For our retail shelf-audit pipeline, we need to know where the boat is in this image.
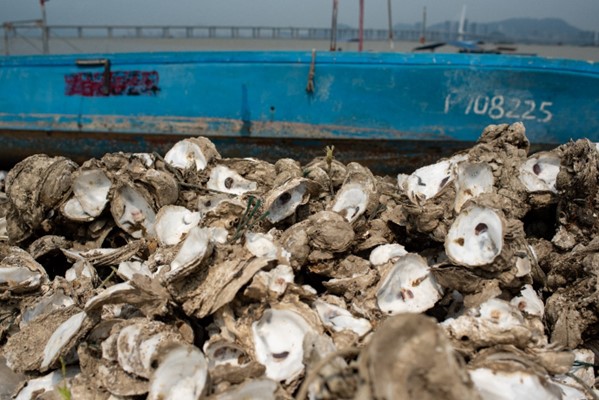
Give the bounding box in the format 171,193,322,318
1,50,598,175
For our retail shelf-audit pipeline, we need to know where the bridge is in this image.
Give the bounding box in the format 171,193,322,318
1,22,482,55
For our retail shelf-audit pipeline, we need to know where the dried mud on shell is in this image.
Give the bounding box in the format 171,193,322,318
1,122,599,399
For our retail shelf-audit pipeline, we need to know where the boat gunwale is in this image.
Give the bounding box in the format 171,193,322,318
1,51,599,77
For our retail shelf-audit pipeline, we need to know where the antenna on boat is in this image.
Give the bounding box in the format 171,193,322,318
358,0,365,51
330,0,338,51
458,4,467,41
419,6,427,44
387,0,394,50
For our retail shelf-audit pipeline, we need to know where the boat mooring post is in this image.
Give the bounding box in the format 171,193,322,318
387,0,394,50
39,0,49,54
330,0,338,51
358,0,364,51
419,6,427,44
3,23,10,55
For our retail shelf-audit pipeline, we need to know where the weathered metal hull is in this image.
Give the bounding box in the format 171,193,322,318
1,51,598,174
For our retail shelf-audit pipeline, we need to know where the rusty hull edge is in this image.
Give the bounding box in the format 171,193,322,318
0,128,476,176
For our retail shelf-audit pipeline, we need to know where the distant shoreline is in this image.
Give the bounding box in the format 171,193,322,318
3,37,599,62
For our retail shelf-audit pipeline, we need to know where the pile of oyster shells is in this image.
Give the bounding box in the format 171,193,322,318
1,122,598,399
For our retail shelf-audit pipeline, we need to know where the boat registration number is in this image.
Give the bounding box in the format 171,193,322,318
444,94,553,123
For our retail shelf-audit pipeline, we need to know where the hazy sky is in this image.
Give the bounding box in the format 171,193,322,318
1,0,598,32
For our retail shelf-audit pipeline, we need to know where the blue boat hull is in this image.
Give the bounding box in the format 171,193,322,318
1,51,598,174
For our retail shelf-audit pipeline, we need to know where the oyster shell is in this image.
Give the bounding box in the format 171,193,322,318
245,231,285,260
154,205,202,247
4,306,90,373
467,347,572,400
314,299,372,337
40,310,90,371
207,165,257,195
13,367,79,400
213,378,279,400
470,367,563,399
164,137,220,171
454,162,494,212
263,178,319,223
510,284,544,318
442,298,532,348
110,182,157,238
358,313,479,400
306,211,355,253
147,343,209,400
252,308,317,383
3,122,599,398
166,226,213,281
519,151,560,193
445,205,505,267
376,253,443,315
0,247,48,293
369,243,407,266
5,154,77,241
70,168,112,218
330,162,377,223
21,289,76,326
204,338,250,369
113,320,186,379
404,155,465,205
140,168,180,207
0,217,7,241
179,251,270,319
244,264,294,300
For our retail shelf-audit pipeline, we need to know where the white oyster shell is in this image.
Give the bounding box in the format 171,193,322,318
369,243,408,266
470,368,562,400
203,339,249,369
314,300,372,337
0,217,7,240
405,156,466,204
196,193,231,214
519,152,560,193
0,248,48,293
168,226,213,280
214,379,279,400
246,264,294,298
252,308,314,383
330,162,377,224
376,253,442,315
118,260,153,280
84,281,136,311
510,284,544,318
115,321,184,379
245,232,285,260
454,162,494,212
72,168,112,217
164,137,220,171
111,183,157,238
207,165,257,195
331,183,370,223
41,311,88,370
263,178,315,223
445,205,504,267
65,259,98,282
14,367,79,400
21,290,76,326
155,205,202,247
553,349,596,396
148,343,209,400
61,197,96,222
442,298,530,347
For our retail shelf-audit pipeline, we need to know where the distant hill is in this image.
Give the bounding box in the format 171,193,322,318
406,17,596,45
